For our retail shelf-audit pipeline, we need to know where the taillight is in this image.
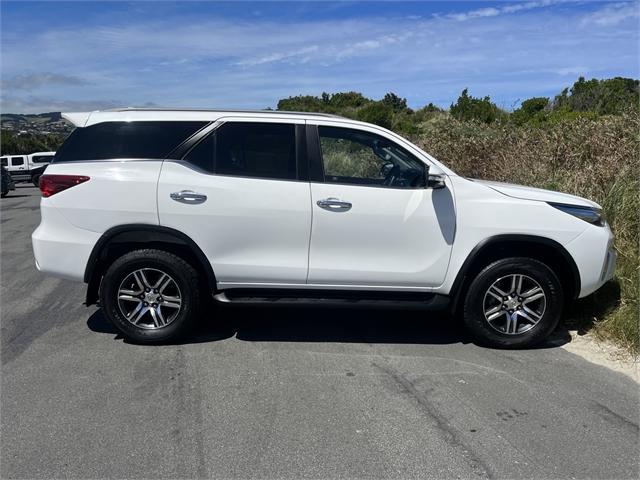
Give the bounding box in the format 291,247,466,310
39,174,90,197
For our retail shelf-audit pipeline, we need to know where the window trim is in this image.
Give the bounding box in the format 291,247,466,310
308,124,429,190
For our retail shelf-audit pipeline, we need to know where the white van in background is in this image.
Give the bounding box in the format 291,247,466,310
0,155,30,181
0,151,55,183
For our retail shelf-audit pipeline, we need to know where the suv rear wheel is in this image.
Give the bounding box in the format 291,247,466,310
463,257,563,348
100,249,200,343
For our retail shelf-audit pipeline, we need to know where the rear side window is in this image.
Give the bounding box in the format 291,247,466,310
214,122,296,180
54,121,207,162
11,157,25,166
32,155,53,164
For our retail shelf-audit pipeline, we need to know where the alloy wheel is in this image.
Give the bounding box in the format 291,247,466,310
482,274,546,335
117,268,182,329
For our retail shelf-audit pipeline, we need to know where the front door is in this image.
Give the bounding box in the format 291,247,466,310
307,124,455,288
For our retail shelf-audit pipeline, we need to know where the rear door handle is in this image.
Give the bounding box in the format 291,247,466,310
170,190,207,204
316,197,352,212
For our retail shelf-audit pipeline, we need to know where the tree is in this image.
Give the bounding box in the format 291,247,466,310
277,95,328,112
382,92,408,113
553,77,639,115
450,88,503,123
355,102,394,129
512,97,549,125
328,92,370,109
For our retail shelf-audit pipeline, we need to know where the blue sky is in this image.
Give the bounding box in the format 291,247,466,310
1,1,638,113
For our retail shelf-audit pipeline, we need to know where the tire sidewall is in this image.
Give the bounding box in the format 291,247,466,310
463,258,563,348
101,251,198,343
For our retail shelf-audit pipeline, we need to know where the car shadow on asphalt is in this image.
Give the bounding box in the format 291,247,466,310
86,305,572,349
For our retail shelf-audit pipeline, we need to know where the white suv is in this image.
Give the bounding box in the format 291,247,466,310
32,109,616,347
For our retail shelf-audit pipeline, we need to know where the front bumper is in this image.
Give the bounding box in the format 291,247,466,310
565,224,616,298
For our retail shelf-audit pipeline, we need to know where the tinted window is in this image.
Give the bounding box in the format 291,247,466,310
183,133,214,172
318,126,425,189
54,121,206,162
32,155,54,164
11,157,25,166
215,122,296,180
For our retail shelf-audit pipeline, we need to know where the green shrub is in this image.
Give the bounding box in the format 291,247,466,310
450,88,505,124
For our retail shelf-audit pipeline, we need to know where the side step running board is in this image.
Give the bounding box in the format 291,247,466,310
213,290,449,311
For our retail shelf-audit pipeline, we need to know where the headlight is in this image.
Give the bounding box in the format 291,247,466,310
549,202,604,226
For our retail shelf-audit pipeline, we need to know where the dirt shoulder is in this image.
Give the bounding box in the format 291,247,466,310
562,332,639,383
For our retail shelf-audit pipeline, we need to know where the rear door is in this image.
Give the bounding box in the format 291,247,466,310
157,118,312,287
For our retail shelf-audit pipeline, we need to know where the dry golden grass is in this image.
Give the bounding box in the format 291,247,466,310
412,111,639,353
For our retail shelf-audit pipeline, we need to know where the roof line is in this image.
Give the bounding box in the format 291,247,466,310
99,107,345,119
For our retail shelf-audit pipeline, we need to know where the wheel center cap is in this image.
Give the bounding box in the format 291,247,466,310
504,298,520,310
145,292,159,303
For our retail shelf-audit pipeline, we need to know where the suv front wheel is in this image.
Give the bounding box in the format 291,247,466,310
100,249,200,343
463,257,563,348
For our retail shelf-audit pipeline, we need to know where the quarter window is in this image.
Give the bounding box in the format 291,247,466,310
318,126,425,189
214,122,296,180
32,155,53,164
54,121,207,162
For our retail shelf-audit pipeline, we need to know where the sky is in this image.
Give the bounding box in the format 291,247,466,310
1,0,638,113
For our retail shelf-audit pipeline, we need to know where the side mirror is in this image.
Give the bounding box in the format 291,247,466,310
426,170,446,189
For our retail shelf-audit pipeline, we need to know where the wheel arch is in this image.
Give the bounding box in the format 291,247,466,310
84,224,216,306
450,234,581,316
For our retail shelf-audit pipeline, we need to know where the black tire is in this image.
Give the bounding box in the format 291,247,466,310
100,249,201,344
462,257,563,349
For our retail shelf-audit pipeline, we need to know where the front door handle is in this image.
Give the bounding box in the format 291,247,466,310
317,197,352,212
170,190,207,204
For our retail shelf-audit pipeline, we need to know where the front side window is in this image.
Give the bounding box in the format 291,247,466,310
214,122,296,180
54,121,207,162
11,157,25,166
318,126,425,189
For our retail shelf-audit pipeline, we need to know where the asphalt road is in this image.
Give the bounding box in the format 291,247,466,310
1,185,638,480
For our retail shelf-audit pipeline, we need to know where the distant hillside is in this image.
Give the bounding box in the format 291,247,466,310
0,112,72,136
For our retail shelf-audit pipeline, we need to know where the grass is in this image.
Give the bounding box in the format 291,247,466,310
412,111,639,354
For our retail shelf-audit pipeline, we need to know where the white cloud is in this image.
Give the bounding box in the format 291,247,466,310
1,73,87,90
580,2,640,26
446,0,559,21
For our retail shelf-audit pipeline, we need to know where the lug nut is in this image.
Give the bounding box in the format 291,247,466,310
152,303,157,307
158,297,163,302
143,302,148,306
153,289,158,293
145,288,150,293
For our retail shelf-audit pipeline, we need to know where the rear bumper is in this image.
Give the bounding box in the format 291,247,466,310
32,201,100,282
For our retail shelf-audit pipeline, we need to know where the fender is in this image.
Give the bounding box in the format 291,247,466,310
449,234,581,314
84,224,217,303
